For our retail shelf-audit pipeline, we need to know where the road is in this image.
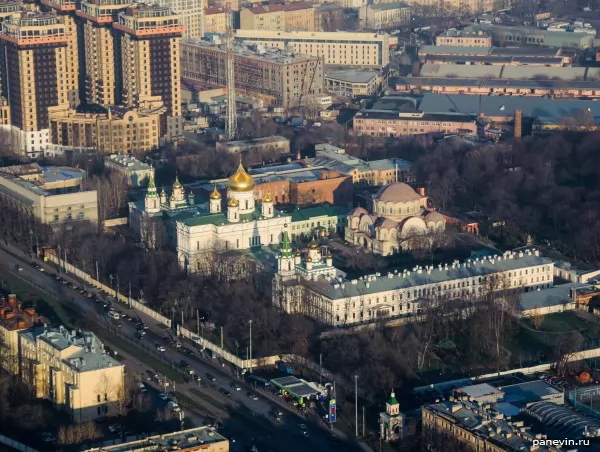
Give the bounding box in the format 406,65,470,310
0,245,357,452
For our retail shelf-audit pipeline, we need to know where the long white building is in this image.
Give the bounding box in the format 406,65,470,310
273,248,554,326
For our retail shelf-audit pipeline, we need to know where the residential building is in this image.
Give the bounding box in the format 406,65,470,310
212,0,239,11
39,0,82,108
314,3,343,32
325,69,380,98
155,0,204,38
346,183,445,255
359,3,410,30
288,204,348,237
77,0,132,106
234,30,391,68
240,3,316,32
0,163,98,224
204,7,227,33
336,0,367,8
115,4,184,141
308,144,415,186
0,294,45,374
84,427,230,452
436,29,492,47
20,325,124,421
273,248,554,326
104,154,153,187
48,107,161,155
377,0,500,15
353,110,478,138
0,11,70,158
0,2,22,23
181,39,324,108
216,136,290,154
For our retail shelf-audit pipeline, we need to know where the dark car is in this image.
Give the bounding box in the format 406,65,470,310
206,373,217,382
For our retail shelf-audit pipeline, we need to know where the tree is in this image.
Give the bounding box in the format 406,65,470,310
57,421,101,446
529,305,545,330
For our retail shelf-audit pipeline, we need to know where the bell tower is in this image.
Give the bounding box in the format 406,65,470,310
277,230,295,276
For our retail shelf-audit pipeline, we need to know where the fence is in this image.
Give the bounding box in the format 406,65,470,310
0,434,39,452
41,255,363,395
567,385,600,419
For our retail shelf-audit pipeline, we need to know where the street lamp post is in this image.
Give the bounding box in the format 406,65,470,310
248,320,253,374
355,374,359,437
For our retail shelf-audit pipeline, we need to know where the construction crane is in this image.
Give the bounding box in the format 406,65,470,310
225,4,237,141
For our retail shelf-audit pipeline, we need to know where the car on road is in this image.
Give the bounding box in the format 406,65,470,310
138,382,147,393
15,264,23,271
114,322,123,328
156,345,166,352
206,373,217,382
247,392,259,401
300,431,309,438
137,322,149,330
108,424,121,433
297,424,307,431
158,393,168,401
135,331,145,340
41,432,56,443
231,383,241,391
68,282,78,290
60,278,68,285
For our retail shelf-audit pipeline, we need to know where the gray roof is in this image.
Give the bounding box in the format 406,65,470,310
325,69,378,84
519,283,584,311
523,401,600,438
419,45,491,56
313,252,552,300
501,65,586,81
420,63,502,79
457,383,502,399
501,380,563,405
366,2,409,11
396,76,600,90
417,94,600,120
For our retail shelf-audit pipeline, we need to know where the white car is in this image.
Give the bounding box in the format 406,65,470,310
158,393,168,401
156,345,166,352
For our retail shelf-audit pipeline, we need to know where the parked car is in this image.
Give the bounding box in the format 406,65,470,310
231,383,241,391
15,264,23,271
248,392,259,401
206,373,217,382
158,393,168,401
156,345,166,352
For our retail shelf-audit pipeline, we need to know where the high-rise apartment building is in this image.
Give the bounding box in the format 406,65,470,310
240,3,316,32
155,0,204,38
0,11,70,157
114,4,183,140
76,0,131,106
39,0,81,107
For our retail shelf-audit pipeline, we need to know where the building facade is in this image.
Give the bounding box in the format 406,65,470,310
216,136,290,154
77,0,131,107
204,7,227,34
240,3,316,32
20,326,124,421
0,11,71,158
155,0,204,38
353,110,477,137
104,154,153,187
346,183,446,255
325,70,380,98
39,0,81,108
234,30,391,68
181,39,324,108
115,4,183,141
273,248,554,326
0,164,98,224
359,3,410,30
380,392,406,442
436,29,492,47
48,107,161,155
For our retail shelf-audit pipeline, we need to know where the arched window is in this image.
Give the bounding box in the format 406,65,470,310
245,200,249,209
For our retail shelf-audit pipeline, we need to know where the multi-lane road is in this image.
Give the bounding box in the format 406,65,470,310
0,245,357,452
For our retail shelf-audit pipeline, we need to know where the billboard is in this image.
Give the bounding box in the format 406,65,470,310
329,398,336,423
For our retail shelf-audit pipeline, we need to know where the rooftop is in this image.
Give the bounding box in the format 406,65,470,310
245,1,313,14
84,427,228,452
0,164,86,196
455,383,502,400
218,136,289,148
367,2,409,11
417,94,600,120
419,44,560,57
438,28,491,38
21,325,121,373
501,380,563,405
0,294,45,332
183,39,318,65
325,69,379,84
355,109,477,123
105,154,151,172
309,250,552,300
287,204,348,222
519,283,583,311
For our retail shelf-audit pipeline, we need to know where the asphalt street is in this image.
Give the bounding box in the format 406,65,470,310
0,245,357,452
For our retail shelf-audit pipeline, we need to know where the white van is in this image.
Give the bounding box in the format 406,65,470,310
108,310,120,320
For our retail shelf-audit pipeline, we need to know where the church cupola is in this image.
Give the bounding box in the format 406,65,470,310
188,190,195,205
144,166,160,213
227,161,256,214
172,173,185,203
326,251,333,267
262,191,274,218
209,184,222,214
294,249,301,265
306,255,313,271
308,236,320,262
386,391,400,416
160,187,167,205
277,230,295,276
227,196,239,222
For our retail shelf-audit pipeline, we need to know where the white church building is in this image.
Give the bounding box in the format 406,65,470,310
130,163,348,273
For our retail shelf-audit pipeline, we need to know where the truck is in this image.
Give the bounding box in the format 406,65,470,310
276,361,293,375
289,118,307,127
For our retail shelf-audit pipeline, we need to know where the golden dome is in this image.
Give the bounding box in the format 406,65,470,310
327,251,332,258
308,237,319,250
228,163,255,192
227,197,239,207
295,249,301,256
210,184,221,200
263,191,273,203
306,256,313,263
173,174,183,189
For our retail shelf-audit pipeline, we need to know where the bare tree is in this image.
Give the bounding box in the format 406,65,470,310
529,305,545,329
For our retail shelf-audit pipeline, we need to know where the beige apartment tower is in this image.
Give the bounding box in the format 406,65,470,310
77,0,131,107
40,0,81,107
155,0,205,38
0,11,70,157
114,4,183,140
